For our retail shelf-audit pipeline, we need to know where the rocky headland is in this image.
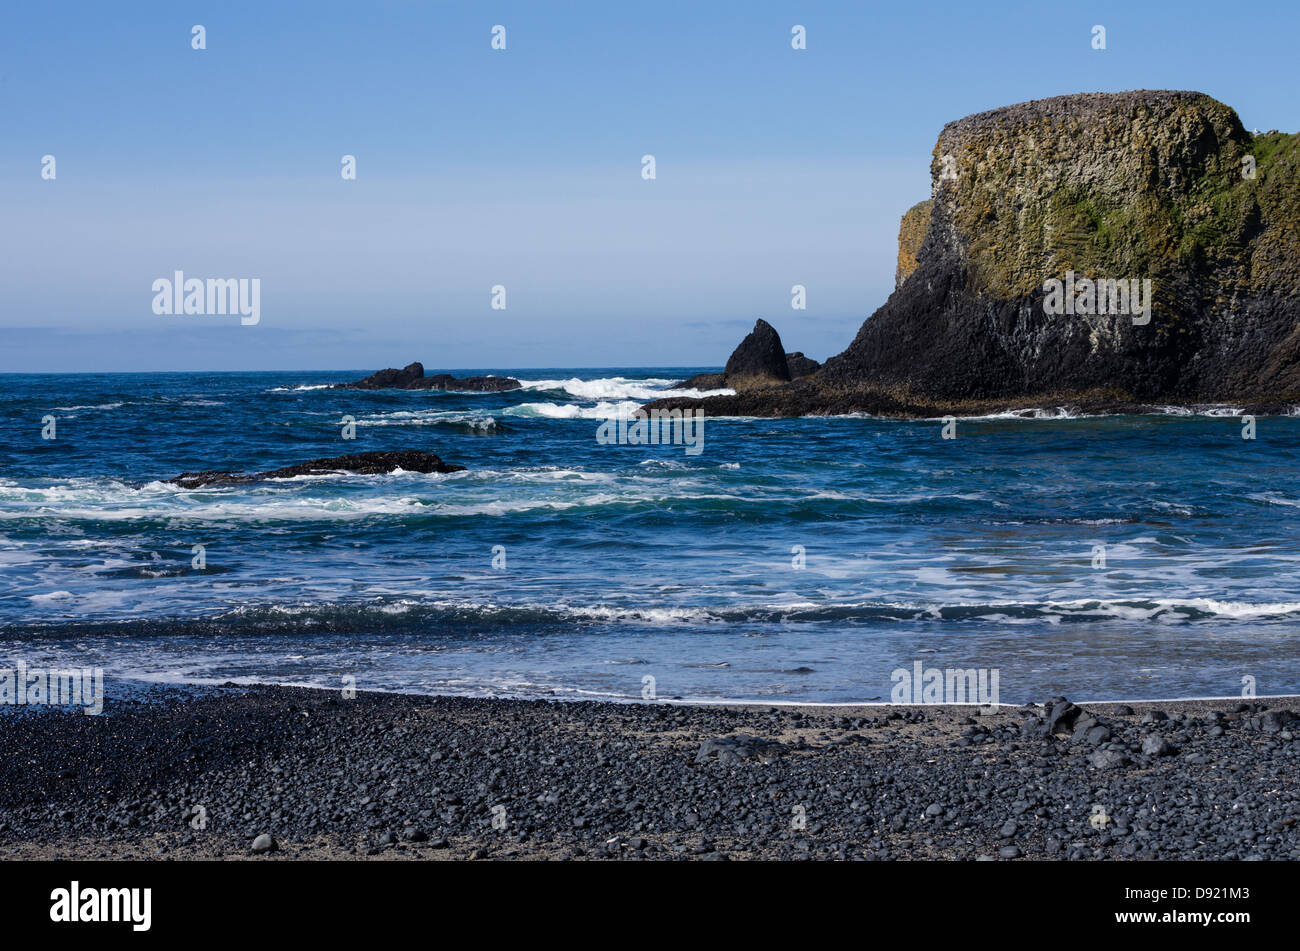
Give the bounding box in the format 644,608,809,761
649,90,1300,418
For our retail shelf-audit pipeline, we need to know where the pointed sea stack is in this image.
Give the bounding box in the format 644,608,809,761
724,319,792,390
668,321,818,393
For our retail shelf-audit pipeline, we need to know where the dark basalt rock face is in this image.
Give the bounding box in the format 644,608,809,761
345,362,425,389
338,362,521,392
167,451,466,488
723,319,791,389
420,373,522,393
785,352,821,378
648,91,1300,418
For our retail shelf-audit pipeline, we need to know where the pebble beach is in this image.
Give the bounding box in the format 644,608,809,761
2,684,1297,861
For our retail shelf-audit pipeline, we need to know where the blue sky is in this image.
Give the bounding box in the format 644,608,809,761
1,0,1296,371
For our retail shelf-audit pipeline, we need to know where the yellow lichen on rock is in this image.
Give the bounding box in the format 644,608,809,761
896,200,932,288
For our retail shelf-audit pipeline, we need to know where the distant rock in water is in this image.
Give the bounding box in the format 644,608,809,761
669,322,817,392
785,352,821,378
167,451,465,488
648,90,1300,418
724,319,792,389
338,362,521,392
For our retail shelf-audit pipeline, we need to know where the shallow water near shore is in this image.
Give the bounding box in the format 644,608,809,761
2,369,1299,704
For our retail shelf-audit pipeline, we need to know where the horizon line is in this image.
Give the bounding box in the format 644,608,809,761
0,365,728,376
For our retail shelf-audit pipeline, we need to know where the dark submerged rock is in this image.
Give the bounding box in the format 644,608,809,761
346,361,425,389
167,450,466,488
338,361,521,392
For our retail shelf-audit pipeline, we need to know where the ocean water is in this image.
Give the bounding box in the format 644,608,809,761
2,369,1299,704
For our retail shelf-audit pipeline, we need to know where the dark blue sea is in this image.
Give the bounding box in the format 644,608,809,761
2,369,1298,703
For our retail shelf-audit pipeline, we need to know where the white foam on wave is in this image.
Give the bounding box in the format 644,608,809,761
27,590,75,603
509,467,614,483
928,407,1094,421
0,492,644,523
1154,404,1245,417
0,473,460,523
930,404,1271,421
504,400,644,420
541,596,1300,624
0,478,180,506
268,374,733,420
516,376,733,401
213,593,1300,626
1249,492,1300,508
282,597,730,625
1151,597,1300,619
355,410,497,430
951,596,1300,622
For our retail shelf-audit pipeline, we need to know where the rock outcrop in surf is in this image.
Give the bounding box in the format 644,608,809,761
670,320,820,392
338,362,521,392
648,90,1300,418
167,450,465,488
724,319,792,388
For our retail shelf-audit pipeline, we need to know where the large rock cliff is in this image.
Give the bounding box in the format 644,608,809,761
649,90,1300,418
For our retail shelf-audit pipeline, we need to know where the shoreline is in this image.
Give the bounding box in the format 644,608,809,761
2,682,1296,861
9,672,1296,714
642,381,1300,421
